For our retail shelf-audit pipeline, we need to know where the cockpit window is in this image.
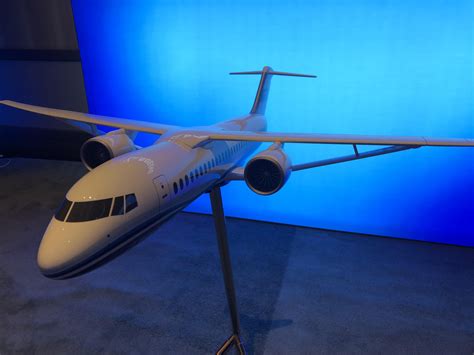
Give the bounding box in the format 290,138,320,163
67,198,113,222
126,194,138,212
111,196,125,216
55,199,72,221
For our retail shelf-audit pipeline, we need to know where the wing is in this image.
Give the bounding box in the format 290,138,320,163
0,100,177,135
201,130,474,147
215,130,474,178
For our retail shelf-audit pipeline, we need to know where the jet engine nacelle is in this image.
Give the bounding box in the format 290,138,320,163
80,129,136,170
244,143,291,195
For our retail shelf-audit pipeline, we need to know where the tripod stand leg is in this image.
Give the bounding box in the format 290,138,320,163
210,186,246,355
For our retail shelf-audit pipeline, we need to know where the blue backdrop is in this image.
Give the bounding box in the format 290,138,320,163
72,0,473,246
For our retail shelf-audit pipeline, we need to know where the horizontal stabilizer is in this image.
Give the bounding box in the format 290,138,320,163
230,66,316,114
230,70,316,78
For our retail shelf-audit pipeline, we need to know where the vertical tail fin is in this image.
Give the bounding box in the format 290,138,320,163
230,66,316,115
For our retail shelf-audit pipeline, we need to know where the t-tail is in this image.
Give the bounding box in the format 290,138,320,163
230,66,316,115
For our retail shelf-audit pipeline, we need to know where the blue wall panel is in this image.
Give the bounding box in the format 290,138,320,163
72,0,473,246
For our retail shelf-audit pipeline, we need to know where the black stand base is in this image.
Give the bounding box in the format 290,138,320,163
210,187,246,355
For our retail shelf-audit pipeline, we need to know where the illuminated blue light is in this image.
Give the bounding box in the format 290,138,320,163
72,0,473,246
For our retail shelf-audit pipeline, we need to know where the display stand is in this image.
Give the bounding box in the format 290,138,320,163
209,187,246,355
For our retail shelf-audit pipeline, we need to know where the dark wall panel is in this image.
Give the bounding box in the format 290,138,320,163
0,1,89,160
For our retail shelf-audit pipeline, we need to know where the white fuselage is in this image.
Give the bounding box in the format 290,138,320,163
37,114,266,279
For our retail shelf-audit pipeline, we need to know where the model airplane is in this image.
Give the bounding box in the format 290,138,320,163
1,66,473,280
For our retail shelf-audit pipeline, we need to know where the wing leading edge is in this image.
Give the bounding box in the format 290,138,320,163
201,130,474,147
0,100,177,135
2,100,473,147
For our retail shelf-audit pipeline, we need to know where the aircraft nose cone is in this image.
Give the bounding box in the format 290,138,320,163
37,237,74,278
37,218,105,279
37,222,79,278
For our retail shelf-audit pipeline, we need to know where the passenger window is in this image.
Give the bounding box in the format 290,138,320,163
111,196,125,215
173,182,178,194
207,162,211,170
195,169,199,178
179,178,184,190
55,198,72,221
199,166,203,176
190,172,194,182
185,175,189,186
126,194,138,212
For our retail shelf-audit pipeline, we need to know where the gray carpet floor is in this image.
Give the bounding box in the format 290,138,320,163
0,158,473,354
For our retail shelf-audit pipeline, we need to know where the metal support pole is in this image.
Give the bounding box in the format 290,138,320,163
209,186,246,355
